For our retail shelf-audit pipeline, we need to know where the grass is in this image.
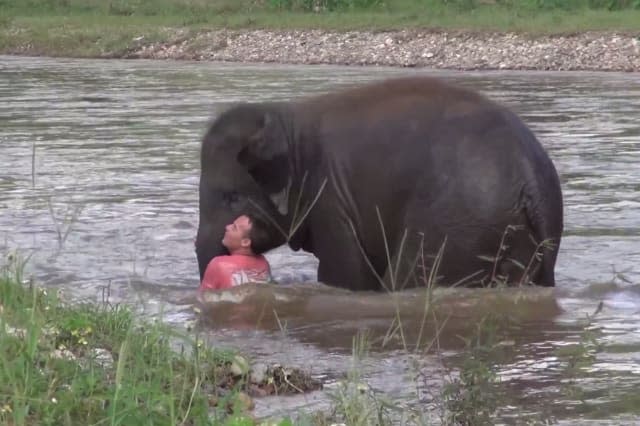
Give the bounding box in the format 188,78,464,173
0,146,631,424
0,243,521,425
1,0,639,58
0,252,300,425
324,331,399,425
2,247,635,424
439,315,504,425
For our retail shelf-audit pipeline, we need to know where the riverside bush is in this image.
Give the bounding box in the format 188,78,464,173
268,0,383,12
2,0,639,16
587,0,640,9
441,0,640,10
0,254,246,425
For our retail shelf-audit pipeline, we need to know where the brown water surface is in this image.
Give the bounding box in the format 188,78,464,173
1,56,640,423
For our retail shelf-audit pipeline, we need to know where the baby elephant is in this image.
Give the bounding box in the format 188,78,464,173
195,76,563,291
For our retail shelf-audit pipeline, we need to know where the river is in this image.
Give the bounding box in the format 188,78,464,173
1,56,639,424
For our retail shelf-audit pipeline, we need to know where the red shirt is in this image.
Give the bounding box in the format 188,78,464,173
199,254,272,291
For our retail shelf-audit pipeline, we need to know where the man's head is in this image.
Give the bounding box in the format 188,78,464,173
221,213,271,255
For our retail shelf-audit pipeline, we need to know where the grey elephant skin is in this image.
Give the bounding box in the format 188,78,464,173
195,77,563,291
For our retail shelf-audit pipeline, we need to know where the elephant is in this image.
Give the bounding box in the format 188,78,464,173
195,76,563,292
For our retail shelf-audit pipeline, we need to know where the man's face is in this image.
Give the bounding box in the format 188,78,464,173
221,215,252,253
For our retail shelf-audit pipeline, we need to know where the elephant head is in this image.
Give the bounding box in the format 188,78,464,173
195,104,292,279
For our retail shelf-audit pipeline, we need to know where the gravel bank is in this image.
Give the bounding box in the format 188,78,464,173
131,29,640,71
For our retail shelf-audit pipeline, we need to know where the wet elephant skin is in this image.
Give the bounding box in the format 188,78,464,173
195,76,563,291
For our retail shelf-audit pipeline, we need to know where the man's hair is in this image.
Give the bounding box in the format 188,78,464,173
245,213,272,255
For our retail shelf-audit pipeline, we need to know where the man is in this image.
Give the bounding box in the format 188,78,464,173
198,213,273,291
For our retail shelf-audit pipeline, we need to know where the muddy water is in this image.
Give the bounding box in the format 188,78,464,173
1,56,640,423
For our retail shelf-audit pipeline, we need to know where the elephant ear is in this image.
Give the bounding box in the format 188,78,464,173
237,112,292,216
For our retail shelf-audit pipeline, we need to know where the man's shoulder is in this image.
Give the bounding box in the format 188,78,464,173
230,254,269,268
250,253,269,263
209,255,231,263
208,254,270,273
206,256,229,269
202,254,272,290
250,254,270,267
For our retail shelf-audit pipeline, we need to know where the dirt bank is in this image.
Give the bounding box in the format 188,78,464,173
129,29,640,71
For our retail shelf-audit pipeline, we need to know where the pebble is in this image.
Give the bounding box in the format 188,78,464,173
230,354,250,377
250,362,269,384
130,29,640,72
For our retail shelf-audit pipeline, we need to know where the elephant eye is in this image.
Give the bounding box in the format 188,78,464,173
222,191,239,204
222,191,243,211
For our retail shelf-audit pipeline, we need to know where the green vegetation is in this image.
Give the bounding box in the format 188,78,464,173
0,249,496,425
1,0,639,58
1,0,639,16
4,249,639,424
440,315,503,425
0,252,296,426
0,246,535,425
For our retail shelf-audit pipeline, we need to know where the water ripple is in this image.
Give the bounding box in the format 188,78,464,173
2,56,640,422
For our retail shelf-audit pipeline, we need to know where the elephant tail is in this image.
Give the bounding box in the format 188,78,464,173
523,169,564,287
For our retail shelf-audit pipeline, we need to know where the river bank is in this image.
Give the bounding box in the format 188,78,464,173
0,254,322,425
128,29,640,72
3,27,640,72
3,0,640,71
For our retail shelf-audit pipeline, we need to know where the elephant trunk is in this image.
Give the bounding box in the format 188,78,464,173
194,220,228,281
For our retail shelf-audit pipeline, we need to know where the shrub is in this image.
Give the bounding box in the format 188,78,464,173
269,0,383,12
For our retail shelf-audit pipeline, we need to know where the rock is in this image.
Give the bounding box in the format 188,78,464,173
4,325,26,338
230,355,250,377
235,391,255,411
250,362,269,384
51,348,76,360
129,29,639,72
91,348,114,368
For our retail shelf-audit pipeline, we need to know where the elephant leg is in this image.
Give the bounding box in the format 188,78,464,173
383,225,495,289
313,220,382,291
493,225,544,286
380,229,440,291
